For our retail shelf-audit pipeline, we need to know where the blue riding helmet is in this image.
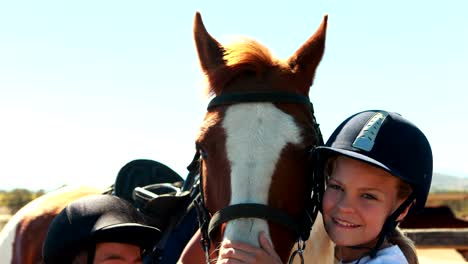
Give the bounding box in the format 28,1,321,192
315,110,432,212
42,194,161,264
313,110,433,257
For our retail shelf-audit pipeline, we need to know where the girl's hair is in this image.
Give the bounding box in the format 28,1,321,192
388,227,418,264
324,155,419,264
391,179,419,264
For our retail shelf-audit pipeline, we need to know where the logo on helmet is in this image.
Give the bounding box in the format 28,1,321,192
352,111,389,151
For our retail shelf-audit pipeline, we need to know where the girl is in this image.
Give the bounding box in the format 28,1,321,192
42,195,161,264
217,110,432,264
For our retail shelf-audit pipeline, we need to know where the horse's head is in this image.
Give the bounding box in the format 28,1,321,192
193,12,327,262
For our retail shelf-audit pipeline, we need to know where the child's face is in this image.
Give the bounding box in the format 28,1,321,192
93,242,142,264
322,156,403,247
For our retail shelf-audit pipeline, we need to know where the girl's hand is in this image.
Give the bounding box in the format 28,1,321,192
217,231,282,264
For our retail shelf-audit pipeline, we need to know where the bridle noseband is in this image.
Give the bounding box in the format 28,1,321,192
188,91,324,264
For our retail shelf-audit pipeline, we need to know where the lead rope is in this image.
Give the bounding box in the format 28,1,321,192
288,238,306,264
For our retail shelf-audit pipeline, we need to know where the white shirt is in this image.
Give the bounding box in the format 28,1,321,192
340,245,408,264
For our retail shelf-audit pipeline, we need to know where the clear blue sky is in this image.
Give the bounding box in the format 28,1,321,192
1,1,467,191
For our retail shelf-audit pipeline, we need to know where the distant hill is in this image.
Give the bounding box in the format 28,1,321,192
430,172,468,192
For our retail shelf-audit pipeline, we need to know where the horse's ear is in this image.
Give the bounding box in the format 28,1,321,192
288,15,328,88
194,12,226,74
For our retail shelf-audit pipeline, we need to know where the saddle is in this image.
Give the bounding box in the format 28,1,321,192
110,159,200,263
113,159,184,205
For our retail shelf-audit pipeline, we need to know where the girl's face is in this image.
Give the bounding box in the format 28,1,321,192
93,242,142,264
322,156,406,247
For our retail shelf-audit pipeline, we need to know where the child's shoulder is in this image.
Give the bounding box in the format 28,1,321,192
341,245,408,264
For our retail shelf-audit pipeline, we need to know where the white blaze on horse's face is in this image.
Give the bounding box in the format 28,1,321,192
222,103,302,246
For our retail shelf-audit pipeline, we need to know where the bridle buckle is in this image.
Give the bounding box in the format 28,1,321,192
288,238,306,264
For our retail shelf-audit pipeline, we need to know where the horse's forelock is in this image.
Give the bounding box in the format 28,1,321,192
205,38,290,96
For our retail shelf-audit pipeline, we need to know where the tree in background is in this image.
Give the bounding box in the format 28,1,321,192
0,189,45,214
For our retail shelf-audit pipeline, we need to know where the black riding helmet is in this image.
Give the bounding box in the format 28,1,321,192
42,194,161,264
312,110,432,257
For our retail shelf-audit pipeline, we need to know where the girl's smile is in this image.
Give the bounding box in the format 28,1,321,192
331,217,361,228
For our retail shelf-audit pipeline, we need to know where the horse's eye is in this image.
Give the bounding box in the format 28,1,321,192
199,148,208,159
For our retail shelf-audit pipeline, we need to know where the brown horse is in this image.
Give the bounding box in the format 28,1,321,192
179,12,334,263
0,185,102,264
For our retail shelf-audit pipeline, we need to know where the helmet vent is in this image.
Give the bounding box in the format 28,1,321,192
352,111,389,151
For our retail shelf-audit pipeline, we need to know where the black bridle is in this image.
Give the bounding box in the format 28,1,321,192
188,91,324,264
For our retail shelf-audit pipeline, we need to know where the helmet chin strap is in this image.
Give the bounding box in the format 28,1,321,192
344,192,416,262
369,192,416,258
87,244,96,264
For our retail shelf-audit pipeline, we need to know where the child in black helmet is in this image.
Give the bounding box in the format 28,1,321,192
42,194,161,264
217,110,432,264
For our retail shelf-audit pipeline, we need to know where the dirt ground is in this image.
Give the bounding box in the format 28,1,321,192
418,248,467,263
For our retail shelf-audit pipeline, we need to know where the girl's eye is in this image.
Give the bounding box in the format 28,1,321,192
328,183,342,191
362,193,377,200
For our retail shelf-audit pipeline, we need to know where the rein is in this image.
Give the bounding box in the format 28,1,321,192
189,91,324,264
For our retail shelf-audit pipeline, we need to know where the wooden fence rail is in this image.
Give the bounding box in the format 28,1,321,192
402,228,468,250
